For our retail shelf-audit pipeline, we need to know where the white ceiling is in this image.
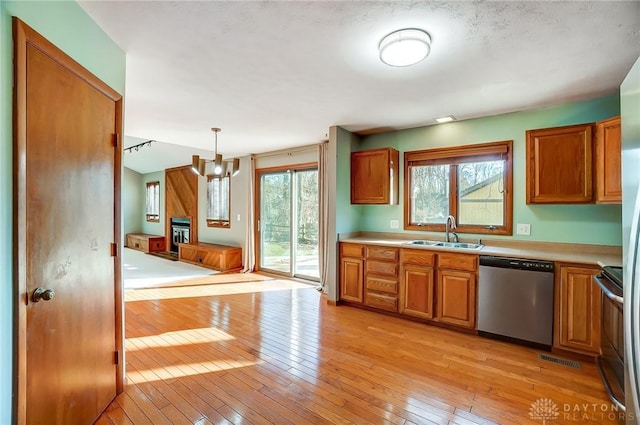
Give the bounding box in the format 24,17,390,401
78,1,640,174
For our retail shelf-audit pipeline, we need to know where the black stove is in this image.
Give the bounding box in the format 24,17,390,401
602,265,623,289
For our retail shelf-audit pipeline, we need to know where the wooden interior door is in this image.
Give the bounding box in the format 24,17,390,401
13,19,123,425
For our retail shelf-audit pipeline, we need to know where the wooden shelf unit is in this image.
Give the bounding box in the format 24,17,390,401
126,233,166,253
178,242,242,272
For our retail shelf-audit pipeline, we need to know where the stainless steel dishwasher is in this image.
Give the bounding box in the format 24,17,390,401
478,256,555,349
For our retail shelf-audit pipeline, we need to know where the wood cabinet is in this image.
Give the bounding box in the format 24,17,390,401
351,148,399,205
526,123,595,204
400,249,435,319
365,246,399,311
554,264,602,356
340,243,364,303
126,233,166,253
178,242,242,272
595,116,622,204
435,253,477,329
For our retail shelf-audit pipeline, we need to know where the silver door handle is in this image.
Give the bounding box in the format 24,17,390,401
593,274,624,305
32,288,55,303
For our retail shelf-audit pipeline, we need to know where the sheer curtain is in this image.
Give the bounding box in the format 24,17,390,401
318,142,330,291
242,155,256,273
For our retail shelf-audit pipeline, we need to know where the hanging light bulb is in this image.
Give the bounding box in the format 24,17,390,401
211,128,223,175
214,154,223,175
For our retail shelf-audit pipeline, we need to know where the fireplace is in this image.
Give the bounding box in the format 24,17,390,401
170,217,191,254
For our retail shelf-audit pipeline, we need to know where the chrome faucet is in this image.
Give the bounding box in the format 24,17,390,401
445,215,458,243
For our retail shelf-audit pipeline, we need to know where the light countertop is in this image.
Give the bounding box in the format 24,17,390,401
339,234,622,267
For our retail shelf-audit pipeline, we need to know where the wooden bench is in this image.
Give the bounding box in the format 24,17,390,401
126,233,166,253
178,242,242,272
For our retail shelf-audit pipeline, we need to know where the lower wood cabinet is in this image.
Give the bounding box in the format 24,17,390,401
340,257,364,303
554,264,602,356
178,242,242,272
340,243,478,331
436,269,476,329
126,233,165,253
364,247,399,312
401,265,435,319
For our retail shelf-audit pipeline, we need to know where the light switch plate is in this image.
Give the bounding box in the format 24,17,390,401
236,214,241,221
390,219,399,229
516,223,531,235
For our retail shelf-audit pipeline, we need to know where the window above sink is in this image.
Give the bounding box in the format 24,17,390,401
404,140,513,236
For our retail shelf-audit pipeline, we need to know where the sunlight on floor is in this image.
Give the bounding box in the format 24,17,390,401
126,327,236,352
127,359,263,383
125,280,315,302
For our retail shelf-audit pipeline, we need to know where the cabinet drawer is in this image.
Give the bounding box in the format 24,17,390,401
341,243,365,258
366,260,398,276
401,249,435,266
366,276,398,294
438,253,477,272
365,292,398,312
366,246,398,261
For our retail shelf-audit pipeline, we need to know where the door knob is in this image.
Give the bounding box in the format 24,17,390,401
32,288,55,303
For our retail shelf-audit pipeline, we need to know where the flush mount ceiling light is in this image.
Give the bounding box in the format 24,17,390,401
379,28,431,67
435,115,456,123
192,127,240,177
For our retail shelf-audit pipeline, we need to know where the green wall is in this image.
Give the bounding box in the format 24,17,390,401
335,126,363,235
0,2,125,422
340,94,622,246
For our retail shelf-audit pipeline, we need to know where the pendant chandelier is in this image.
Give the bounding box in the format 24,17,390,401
191,127,240,177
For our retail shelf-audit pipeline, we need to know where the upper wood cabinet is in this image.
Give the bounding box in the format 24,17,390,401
554,264,601,356
526,123,594,204
351,148,399,204
595,116,622,204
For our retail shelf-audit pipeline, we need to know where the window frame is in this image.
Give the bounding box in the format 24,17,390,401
206,174,231,228
404,140,513,235
145,181,160,222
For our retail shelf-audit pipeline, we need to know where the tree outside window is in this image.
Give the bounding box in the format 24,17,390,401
145,181,160,222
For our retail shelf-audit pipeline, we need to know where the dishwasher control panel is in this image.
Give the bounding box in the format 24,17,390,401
479,255,554,272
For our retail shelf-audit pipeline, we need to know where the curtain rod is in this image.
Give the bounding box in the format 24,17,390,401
253,141,327,159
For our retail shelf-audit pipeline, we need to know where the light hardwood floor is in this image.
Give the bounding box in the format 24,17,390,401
97,275,622,425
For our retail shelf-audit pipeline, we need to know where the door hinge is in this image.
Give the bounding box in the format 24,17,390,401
257,219,260,231
111,242,118,257
112,133,119,148
114,351,119,365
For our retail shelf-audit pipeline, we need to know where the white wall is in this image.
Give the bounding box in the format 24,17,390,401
141,170,165,236
123,167,143,235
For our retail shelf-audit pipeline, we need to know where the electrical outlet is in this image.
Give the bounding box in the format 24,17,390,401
390,219,399,229
516,223,531,235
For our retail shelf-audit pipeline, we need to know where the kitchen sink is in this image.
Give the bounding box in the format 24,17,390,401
405,240,440,246
432,242,484,250
404,240,483,250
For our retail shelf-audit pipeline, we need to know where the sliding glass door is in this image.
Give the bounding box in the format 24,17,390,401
258,166,319,279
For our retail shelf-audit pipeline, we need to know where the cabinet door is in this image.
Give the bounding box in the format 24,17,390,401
526,123,594,204
340,258,364,303
401,265,435,319
351,148,399,204
436,270,476,329
595,116,622,204
554,266,601,355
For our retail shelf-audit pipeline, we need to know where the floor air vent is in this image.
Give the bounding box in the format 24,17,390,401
538,353,581,369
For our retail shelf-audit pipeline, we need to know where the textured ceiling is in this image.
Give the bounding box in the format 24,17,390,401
78,1,640,174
